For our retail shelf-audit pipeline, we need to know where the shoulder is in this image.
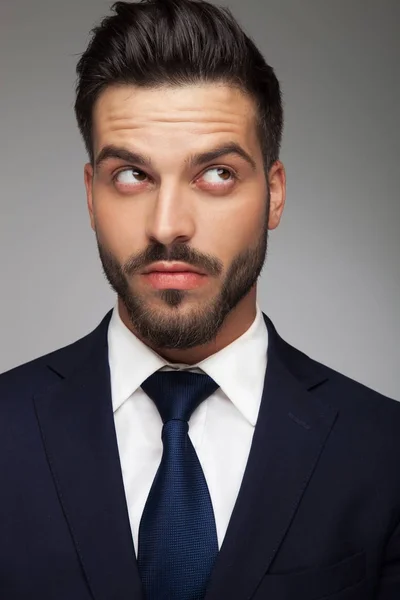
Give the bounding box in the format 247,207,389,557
263,309,400,438
279,331,400,434
0,337,86,401
271,334,400,503
0,310,112,400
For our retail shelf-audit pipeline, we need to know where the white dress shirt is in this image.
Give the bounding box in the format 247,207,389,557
108,302,268,553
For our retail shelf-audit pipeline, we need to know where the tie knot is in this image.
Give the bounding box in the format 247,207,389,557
141,370,219,423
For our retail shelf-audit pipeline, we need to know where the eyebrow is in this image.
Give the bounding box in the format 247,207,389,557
94,142,257,172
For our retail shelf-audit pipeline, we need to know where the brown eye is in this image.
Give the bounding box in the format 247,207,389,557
114,169,148,184
133,170,147,181
218,169,231,180
201,167,235,184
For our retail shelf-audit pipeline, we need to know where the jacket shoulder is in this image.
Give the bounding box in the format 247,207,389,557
0,311,111,397
279,332,400,419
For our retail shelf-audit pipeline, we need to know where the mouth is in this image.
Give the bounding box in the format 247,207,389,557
142,261,207,275
141,262,209,290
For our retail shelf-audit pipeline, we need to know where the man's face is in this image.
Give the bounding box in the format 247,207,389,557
85,83,285,350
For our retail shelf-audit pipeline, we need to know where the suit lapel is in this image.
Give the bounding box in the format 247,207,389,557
33,311,144,600
205,314,338,600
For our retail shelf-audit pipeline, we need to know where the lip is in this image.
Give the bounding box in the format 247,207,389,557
142,262,206,275
142,271,208,290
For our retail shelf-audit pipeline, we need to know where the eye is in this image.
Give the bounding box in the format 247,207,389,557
201,167,235,186
113,168,148,186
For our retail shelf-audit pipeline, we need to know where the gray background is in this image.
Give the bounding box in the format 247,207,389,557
0,0,399,399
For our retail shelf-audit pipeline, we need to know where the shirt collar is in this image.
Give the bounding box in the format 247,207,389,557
107,302,268,427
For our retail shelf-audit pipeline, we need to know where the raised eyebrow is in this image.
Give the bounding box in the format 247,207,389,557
95,145,152,172
94,142,257,173
188,143,257,171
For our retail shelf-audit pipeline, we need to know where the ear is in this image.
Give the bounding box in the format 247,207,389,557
84,163,95,231
268,160,286,230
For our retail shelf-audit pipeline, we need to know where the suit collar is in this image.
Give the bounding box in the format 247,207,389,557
262,313,330,390
45,309,329,393
44,310,112,380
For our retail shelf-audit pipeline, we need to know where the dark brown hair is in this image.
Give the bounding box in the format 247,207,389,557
74,0,283,170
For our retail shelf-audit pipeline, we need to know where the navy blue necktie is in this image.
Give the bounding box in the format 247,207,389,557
138,370,220,600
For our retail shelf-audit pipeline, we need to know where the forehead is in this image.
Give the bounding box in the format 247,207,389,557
92,83,260,158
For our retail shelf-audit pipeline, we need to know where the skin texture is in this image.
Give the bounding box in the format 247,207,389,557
84,83,286,364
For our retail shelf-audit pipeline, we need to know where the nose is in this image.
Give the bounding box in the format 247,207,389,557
145,182,196,247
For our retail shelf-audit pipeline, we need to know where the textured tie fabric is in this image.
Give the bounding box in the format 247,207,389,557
138,370,220,600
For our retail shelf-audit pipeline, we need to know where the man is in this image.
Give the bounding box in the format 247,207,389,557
1,0,399,598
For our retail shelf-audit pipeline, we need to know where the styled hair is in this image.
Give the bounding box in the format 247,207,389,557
74,0,283,171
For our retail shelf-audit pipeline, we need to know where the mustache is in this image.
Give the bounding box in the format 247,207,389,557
123,242,223,277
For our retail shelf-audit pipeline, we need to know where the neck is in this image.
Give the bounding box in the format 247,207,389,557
118,289,258,365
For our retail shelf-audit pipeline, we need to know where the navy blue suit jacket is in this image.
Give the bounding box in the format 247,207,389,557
1,310,400,599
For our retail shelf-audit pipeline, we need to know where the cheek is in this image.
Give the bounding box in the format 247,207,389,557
201,198,266,261
92,192,146,259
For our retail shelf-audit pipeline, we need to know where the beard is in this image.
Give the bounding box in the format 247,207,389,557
95,199,269,350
